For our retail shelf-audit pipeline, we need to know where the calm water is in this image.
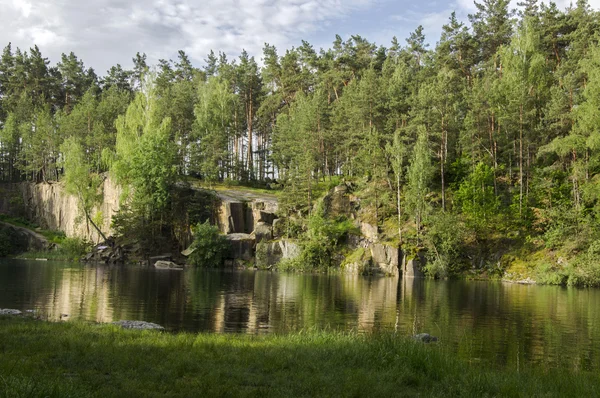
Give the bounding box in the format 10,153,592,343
1,259,600,370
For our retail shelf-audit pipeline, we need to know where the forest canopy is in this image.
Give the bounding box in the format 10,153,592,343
2,0,600,283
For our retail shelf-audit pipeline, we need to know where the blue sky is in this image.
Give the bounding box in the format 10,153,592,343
0,0,592,74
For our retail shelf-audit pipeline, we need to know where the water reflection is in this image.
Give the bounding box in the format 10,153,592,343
1,259,599,370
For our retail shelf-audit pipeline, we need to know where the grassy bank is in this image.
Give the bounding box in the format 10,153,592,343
0,317,598,397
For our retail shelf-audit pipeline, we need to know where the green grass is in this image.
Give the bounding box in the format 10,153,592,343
0,317,598,397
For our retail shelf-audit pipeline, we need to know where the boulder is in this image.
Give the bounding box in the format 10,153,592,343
0,309,22,315
0,222,49,253
279,239,301,260
154,260,183,269
149,254,172,265
369,244,401,276
324,185,352,218
360,222,378,241
272,218,285,238
224,233,255,261
403,252,425,278
253,222,273,244
112,320,165,330
413,333,438,343
217,202,247,234
258,239,301,267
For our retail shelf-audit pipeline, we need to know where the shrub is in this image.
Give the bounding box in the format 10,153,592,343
58,238,91,259
187,221,228,267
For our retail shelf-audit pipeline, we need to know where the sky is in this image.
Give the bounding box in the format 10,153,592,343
0,0,597,75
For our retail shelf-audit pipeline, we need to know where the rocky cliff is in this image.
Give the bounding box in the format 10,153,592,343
0,177,121,243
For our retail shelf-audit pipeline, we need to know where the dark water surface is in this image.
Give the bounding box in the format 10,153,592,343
1,259,600,370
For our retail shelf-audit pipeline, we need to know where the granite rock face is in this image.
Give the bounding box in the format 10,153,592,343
369,244,401,276
0,176,121,244
224,234,255,262
403,253,426,278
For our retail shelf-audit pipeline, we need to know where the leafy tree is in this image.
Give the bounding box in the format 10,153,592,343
60,136,106,241
406,129,434,245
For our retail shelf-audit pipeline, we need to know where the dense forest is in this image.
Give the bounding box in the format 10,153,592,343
2,0,600,284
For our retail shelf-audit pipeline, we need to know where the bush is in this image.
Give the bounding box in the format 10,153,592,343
187,221,228,267
424,212,469,277
58,238,91,259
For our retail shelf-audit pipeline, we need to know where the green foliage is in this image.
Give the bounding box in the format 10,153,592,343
2,6,600,283
406,128,434,244
61,136,106,240
455,162,500,229
291,209,359,270
187,221,228,267
424,212,469,277
58,237,91,260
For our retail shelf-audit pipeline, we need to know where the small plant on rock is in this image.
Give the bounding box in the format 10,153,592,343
187,221,228,267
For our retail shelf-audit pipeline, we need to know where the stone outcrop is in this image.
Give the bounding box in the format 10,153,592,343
360,222,379,242
258,239,301,267
214,189,278,236
369,244,401,276
154,260,183,269
324,184,353,218
0,177,121,243
403,252,425,278
253,222,272,244
224,233,255,263
0,222,50,253
343,243,402,276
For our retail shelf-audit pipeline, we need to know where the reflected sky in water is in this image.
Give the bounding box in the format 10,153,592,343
1,259,599,371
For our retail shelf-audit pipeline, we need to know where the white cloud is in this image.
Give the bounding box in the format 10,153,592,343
0,0,376,73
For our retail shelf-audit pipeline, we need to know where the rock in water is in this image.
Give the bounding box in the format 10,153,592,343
413,333,438,343
112,320,165,330
0,309,22,315
154,260,183,269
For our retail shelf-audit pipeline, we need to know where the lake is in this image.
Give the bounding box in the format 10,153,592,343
1,259,599,371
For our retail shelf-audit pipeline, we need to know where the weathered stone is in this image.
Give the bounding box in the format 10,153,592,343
217,202,247,234
258,239,301,267
403,253,425,278
112,320,165,330
279,240,301,260
369,244,401,276
257,211,276,225
324,185,352,218
413,333,438,343
253,222,273,244
272,218,285,238
360,222,378,241
0,222,49,253
347,234,362,249
149,254,172,265
154,260,183,269
181,246,195,257
0,176,121,243
0,309,22,315
224,233,255,261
